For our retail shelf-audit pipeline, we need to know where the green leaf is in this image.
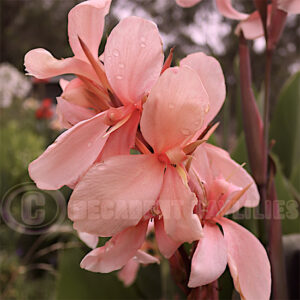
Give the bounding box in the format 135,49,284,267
230,133,251,173
290,160,300,194
219,267,234,300
270,71,300,188
273,155,300,235
136,263,162,299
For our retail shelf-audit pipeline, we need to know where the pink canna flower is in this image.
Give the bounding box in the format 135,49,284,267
68,51,226,258
176,0,300,40
187,143,271,300
25,0,164,190
229,0,300,41
68,65,209,242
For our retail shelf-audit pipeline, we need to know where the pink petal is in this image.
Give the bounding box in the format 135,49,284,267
135,250,160,264
159,166,202,243
118,248,159,286
56,97,96,129
118,258,140,286
101,110,140,160
104,16,164,105
188,143,213,188
215,0,249,20
218,218,271,300
278,0,300,14
235,11,264,40
154,218,180,259
141,66,209,153
68,0,111,61
68,154,165,236
59,78,69,91
175,0,202,8
61,78,96,108
117,248,159,286
203,144,259,213
24,49,97,80
188,223,227,287
78,231,98,249
192,144,260,213
180,52,226,129
206,178,242,219
80,221,148,273
29,112,109,190
235,5,272,40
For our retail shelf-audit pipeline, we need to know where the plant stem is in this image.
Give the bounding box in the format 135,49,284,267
263,46,289,300
238,34,265,186
267,182,288,299
263,48,273,188
239,23,289,299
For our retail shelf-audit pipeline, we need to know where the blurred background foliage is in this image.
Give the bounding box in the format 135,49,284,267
0,0,299,299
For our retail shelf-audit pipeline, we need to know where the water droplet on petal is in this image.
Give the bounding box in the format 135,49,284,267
140,43,146,48
107,55,112,60
119,63,125,69
181,128,191,136
116,75,123,80
140,36,146,42
87,142,92,147
112,49,120,57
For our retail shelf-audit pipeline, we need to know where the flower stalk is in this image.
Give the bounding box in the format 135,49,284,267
239,3,289,295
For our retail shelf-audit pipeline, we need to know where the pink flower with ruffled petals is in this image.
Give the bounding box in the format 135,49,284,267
68,65,209,242
25,0,164,190
187,143,271,300
176,0,300,40
68,51,227,272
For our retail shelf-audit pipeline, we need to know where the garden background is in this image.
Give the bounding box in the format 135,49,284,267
0,0,299,299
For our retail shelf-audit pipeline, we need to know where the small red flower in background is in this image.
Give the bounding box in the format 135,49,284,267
35,98,54,120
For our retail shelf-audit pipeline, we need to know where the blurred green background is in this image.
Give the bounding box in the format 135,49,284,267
0,0,299,299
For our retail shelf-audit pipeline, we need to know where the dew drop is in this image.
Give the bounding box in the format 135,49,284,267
87,142,92,147
107,55,112,60
140,36,146,42
112,49,120,57
118,63,125,69
140,43,146,48
181,128,191,136
116,75,123,80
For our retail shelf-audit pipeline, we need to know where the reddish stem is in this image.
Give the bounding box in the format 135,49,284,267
267,181,288,299
238,34,265,185
238,31,288,300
